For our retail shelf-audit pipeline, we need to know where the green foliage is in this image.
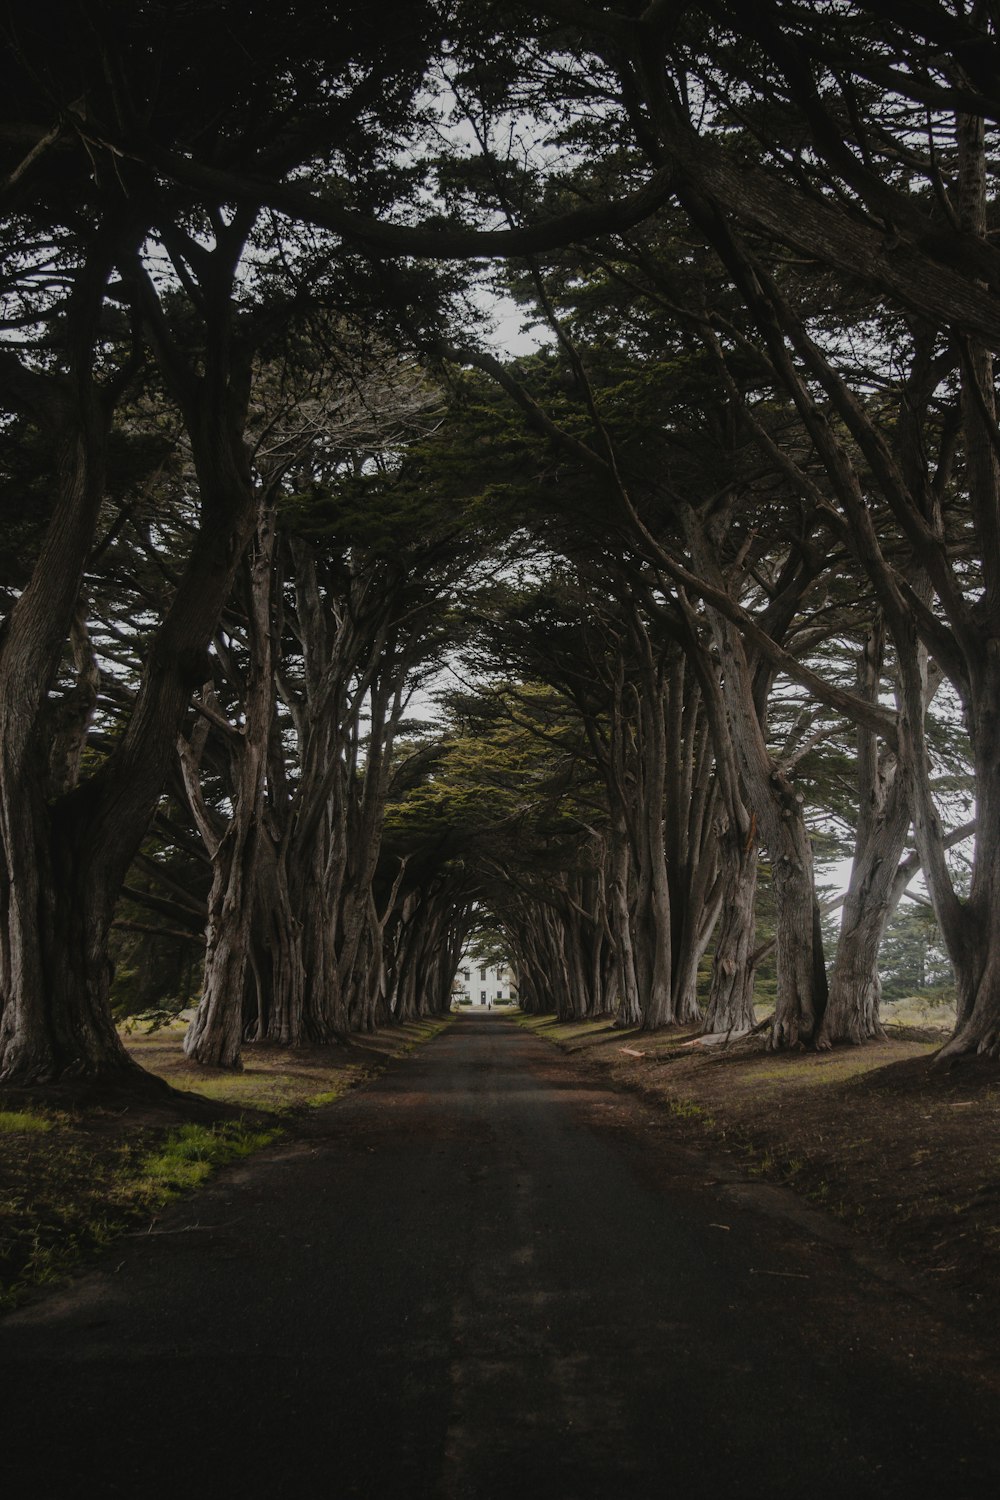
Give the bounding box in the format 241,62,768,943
880,902,955,1000
109,825,207,1022
386,678,601,891
109,930,203,1024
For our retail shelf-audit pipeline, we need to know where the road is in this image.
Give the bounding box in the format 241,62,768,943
1,1011,998,1498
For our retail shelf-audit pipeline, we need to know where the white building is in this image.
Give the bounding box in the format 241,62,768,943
453,955,516,1006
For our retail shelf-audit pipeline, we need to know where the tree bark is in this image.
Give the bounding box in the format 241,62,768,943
820,618,911,1046
683,511,827,1048
0,259,141,1082
184,503,277,1067
610,820,642,1027
703,828,759,1034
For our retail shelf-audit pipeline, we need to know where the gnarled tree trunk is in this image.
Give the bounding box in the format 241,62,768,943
184,505,278,1067
703,828,759,1034
820,617,911,1047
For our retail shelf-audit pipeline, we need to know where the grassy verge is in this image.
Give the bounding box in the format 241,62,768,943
0,1014,451,1311
130,1121,281,1200
516,1007,1000,1320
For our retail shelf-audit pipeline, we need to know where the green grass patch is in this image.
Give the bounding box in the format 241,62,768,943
511,1012,568,1036
666,1096,716,1126
306,1075,363,1108
512,1011,556,1025
128,1121,280,1205
0,1109,54,1135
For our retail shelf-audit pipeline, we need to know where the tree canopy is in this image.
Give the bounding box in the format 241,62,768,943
0,0,997,1086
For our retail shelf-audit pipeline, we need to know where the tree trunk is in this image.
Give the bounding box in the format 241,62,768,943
919,112,1000,1061
251,839,305,1044
703,830,759,1034
300,862,347,1041
3,245,265,1084
0,785,138,1082
936,673,1000,1059
683,511,826,1048
185,504,277,1068
610,827,641,1027
182,822,254,1069
770,839,827,1049
0,276,144,1083
820,619,911,1046
668,698,721,1026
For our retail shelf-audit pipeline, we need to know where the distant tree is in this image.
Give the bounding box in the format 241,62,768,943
879,901,956,1002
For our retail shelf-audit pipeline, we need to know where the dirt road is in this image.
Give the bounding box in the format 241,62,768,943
1,1012,997,1497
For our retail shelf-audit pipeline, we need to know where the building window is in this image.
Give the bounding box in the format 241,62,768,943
480,966,487,981
462,969,469,981
497,990,503,999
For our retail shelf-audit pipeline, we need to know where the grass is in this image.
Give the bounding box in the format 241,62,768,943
0,1109,54,1135
513,1012,617,1046
122,1019,368,1113
0,1119,284,1312
128,1122,281,1203
0,1012,453,1311
122,1015,453,1113
666,1097,713,1123
882,993,956,1032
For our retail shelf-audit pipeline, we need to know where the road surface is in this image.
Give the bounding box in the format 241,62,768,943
1,1011,997,1497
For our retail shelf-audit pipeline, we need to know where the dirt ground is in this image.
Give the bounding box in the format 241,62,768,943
516,1010,1000,1331
0,1017,448,1308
